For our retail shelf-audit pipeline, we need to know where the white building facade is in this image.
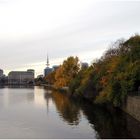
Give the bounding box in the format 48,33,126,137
8,69,34,85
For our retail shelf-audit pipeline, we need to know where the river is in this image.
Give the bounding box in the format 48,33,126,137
0,86,140,138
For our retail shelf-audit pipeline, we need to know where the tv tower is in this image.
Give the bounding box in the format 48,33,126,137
46,54,50,67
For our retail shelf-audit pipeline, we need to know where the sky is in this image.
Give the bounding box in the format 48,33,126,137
0,0,140,77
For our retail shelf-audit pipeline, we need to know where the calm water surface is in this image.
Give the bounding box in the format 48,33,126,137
0,86,140,138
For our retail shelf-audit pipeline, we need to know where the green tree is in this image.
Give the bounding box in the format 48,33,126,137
69,34,140,107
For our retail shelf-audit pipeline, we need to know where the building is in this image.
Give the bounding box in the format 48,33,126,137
0,69,8,85
37,74,44,79
8,69,35,85
52,65,59,71
27,69,35,73
81,62,89,69
44,54,53,76
44,67,53,76
0,69,3,77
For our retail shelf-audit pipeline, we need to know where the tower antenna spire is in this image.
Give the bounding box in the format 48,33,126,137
46,53,50,67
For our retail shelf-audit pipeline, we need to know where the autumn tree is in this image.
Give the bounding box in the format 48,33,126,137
54,56,80,88
69,34,140,107
45,71,56,85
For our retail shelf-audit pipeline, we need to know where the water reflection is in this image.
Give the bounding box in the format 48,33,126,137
34,86,46,107
51,91,81,125
0,86,34,108
7,85,34,89
49,90,140,139
80,104,133,138
0,86,140,138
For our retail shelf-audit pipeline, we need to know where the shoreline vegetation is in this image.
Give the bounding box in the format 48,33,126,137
36,34,140,108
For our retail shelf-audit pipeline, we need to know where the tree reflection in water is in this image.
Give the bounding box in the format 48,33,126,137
51,91,81,125
80,104,134,139
43,89,140,139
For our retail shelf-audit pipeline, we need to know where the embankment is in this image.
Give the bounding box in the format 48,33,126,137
122,96,140,122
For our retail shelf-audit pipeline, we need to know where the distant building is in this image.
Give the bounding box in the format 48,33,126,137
44,54,53,76
0,69,3,77
81,62,89,69
27,69,35,73
0,69,8,85
52,65,59,71
8,69,35,85
37,74,44,79
44,67,53,76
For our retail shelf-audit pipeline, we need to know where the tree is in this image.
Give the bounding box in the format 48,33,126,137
54,56,80,88
69,34,140,107
45,71,56,85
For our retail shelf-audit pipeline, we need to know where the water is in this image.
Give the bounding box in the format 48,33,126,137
0,86,140,138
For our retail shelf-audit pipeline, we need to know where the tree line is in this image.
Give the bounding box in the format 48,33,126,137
44,34,140,107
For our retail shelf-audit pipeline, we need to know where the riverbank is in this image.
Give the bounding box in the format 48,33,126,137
42,84,140,122
122,96,140,122
43,35,140,122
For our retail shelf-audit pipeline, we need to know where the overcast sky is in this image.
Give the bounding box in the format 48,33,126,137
0,0,140,76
